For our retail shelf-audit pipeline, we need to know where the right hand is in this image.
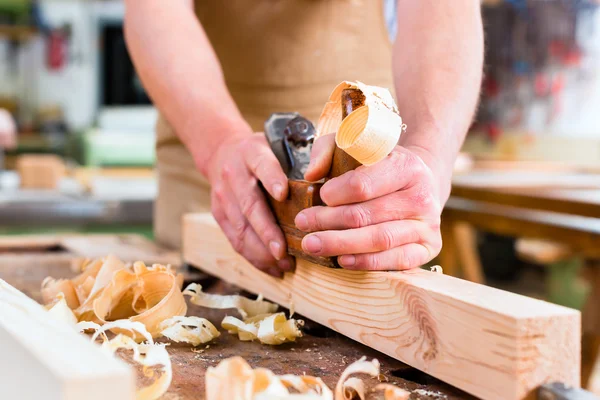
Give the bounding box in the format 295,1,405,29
0,109,16,149
206,133,295,278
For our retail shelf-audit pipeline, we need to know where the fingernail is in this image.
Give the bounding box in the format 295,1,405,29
303,235,322,254
273,183,284,200
339,255,356,267
269,241,282,260
295,212,308,231
278,258,294,272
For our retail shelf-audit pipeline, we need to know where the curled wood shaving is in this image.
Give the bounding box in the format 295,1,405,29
46,292,77,326
430,266,443,274
334,357,380,400
206,356,333,400
183,283,277,319
316,81,404,166
159,316,220,346
78,319,171,400
41,255,187,340
374,384,410,400
221,312,304,345
104,335,171,400
342,377,365,400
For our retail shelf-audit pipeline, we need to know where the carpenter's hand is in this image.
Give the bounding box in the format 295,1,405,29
295,134,442,270
206,133,295,278
0,109,16,149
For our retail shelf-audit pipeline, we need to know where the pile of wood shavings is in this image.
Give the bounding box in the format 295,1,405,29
41,254,415,400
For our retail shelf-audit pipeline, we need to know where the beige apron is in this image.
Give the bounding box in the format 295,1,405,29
155,0,395,249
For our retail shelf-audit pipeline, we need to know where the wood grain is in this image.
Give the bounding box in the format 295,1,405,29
2,239,474,399
183,213,581,400
0,279,135,400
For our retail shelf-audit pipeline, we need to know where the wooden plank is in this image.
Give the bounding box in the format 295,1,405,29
444,198,600,258
0,234,181,266
451,185,600,219
3,243,474,399
0,279,135,400
183,213,581,400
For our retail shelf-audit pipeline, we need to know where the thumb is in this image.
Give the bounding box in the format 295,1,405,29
305,133,336,182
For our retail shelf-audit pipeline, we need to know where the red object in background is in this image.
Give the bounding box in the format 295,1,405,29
534,73,550,96
483,76,500,98
562,49,582,67
47,29,67,71
486,122,502,142
551,73,565,94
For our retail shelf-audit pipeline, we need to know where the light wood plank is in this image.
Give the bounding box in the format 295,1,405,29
183,213,581,400
0,279,135,400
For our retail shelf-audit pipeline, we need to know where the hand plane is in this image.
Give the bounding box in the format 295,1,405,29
263,89,366,268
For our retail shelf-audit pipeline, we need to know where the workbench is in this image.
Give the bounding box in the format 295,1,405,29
442,167,600,389
0,234,473,399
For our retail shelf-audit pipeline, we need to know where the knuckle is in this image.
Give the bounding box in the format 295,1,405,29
349,171,373,200
343,205,370,228
231,221,250,253
398,247,417,268
239,193,260,217
366,253,381,270
213,185,226,202
373,228,395,250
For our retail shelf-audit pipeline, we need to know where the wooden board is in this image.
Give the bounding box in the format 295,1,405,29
2,238,474,399
183,213,581,400
444,198,600,259
0,234,181,267
0,279,135,400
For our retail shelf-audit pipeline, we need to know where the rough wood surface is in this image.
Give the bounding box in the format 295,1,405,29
2,242,473,399
0,278,135,400
183,213,582,400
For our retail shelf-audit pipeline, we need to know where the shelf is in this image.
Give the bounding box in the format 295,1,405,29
0,25,37,41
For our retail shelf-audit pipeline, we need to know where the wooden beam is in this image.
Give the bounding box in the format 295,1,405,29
444,197,600,259
0,279,135,400
183,213,581,400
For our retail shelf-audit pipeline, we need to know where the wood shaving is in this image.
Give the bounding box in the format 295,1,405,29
159,316,220,346
221,312,304,345
342,377,365,400
78,319,171,400
316,81,403,166
374,384,410,400
206,356,332,400
41,255,187,340
334,357,380,400
46,292,77,326
183,283,277,319
430,266,443,274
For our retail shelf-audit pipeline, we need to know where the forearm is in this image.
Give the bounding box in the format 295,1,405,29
123,0,251,176
393,0,483,203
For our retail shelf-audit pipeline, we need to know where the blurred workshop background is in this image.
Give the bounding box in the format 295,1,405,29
2,0,600,384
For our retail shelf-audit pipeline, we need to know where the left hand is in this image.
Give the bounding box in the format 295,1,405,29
294,134,443,271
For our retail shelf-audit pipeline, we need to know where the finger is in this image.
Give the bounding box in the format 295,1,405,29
223,160,288,261
301,220,436,257
212,184,284,277
320,147,428,206
244,134,289,201
338,243,433,271
295,186,440,232
304,133,336,182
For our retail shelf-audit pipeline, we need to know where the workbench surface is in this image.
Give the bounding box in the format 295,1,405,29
0,249,472,399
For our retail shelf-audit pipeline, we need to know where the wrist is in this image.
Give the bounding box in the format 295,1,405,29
402,141,455,206
181,115,252,180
